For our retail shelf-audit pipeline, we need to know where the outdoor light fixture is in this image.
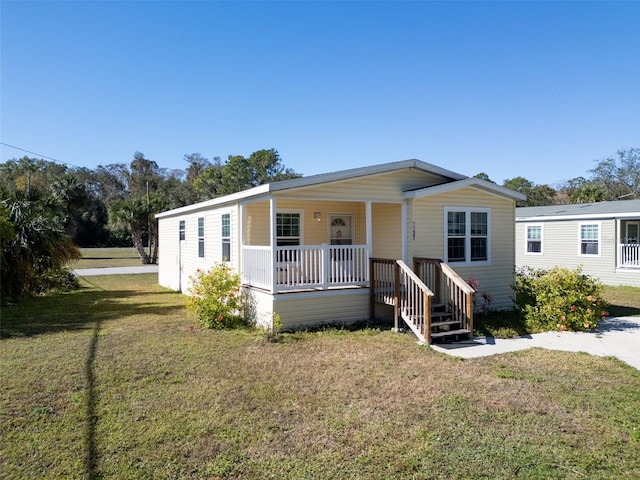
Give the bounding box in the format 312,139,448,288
314,212,321,221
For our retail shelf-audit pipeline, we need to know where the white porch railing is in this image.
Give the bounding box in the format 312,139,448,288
619,243,640,268
241,245,369,292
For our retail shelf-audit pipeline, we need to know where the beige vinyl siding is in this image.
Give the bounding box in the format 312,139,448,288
243,199,368,246
273,290,370,329
410,187,517,310
158,206,240,293
372,203,402,258
243,200,271,246
516,219,639,286
276,169,446,202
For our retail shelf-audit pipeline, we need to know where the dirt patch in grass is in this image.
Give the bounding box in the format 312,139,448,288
2,275,640,479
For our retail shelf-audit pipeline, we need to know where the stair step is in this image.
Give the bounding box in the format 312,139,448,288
430,328,470,339
431,320,460,327
431,312,453,319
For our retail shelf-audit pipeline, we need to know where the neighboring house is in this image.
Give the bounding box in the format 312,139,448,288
516,200,640,287
156,159,525,343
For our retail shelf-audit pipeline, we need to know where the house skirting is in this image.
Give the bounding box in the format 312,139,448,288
243,287,374,330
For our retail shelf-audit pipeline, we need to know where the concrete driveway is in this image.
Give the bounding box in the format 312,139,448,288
431,316,640,371
73,265,159,276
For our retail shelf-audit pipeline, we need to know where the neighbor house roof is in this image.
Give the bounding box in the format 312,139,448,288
516,200,640,222
156,159,467,219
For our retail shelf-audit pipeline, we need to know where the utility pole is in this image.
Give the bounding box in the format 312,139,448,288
146,180,150,257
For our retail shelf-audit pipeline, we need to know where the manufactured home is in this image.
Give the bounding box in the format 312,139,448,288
157,160,525,343
516,200,640,287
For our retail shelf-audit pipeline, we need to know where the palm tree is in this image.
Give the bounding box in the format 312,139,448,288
1,188,80,299
109,196,151,264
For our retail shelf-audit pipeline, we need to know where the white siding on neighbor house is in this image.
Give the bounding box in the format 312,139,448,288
276,169,447,202
516,219,640,287
409,187,517,311
157,206,239,293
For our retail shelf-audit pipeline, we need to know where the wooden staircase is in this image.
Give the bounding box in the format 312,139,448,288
370,258,474,344
428,303,471,344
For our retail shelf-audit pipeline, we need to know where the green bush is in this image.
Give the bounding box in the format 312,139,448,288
186,264,245,329
515,266,608,332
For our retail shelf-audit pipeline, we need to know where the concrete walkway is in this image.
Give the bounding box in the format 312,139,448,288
73,265,159,276
431,316,640,371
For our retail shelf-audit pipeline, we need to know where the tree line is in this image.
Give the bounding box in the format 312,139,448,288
1,146,637,299
475,147,639,207
0,148,298,299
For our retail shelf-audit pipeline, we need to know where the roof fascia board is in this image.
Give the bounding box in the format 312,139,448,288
268,159,466,193
156,159,468,218
155,184,270,218
516,211,640,222
403,177,526,202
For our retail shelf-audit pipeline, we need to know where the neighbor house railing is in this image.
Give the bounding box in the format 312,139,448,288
618,243,640,268
241,244,369,292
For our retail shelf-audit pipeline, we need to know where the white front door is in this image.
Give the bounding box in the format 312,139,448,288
330,214,353,245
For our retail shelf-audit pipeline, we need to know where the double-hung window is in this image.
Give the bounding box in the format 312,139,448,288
221,213,231,261
197,217,205,258
276,211,301,262
526,225,542,254
579,223,600,255
444,207,490,264
179,220,185,241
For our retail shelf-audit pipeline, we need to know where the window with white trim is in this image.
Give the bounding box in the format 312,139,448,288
444,207,490,264
179,220,185,241
579,223,599,255
221,213,231,261
197,217,205,258
526,225,542,254
276,212,301,247
276,211,301,262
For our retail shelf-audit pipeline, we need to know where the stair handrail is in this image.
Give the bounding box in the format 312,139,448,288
413,257,475,336
396,260,434,343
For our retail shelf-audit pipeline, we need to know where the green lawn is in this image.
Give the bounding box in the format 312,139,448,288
72,247,148,269
2,274,639,479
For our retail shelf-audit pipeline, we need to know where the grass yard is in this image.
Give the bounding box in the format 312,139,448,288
72,247,148,269
2,274,640,479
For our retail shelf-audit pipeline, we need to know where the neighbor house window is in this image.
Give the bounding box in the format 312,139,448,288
179,220,185,241
526,225,542,254
579,223,599,255
444,207,490,264
221,213,230,261
197,217,205,258
276,211,301,262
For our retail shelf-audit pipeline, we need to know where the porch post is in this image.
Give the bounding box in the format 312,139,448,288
270,197,277,294
365,201,373,258
616,218,622,268
239,203,244,278
402,200,408,263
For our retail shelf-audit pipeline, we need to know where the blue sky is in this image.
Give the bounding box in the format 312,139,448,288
1,1,638,186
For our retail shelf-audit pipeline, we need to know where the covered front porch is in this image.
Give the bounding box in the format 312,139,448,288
239,196,403,293
618,218,640,269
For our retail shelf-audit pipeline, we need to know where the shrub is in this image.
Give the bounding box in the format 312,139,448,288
33,267,80,294
186,264,245,329
515,266,608,332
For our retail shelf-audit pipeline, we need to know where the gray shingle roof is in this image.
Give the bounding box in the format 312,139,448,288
516,199,640,220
